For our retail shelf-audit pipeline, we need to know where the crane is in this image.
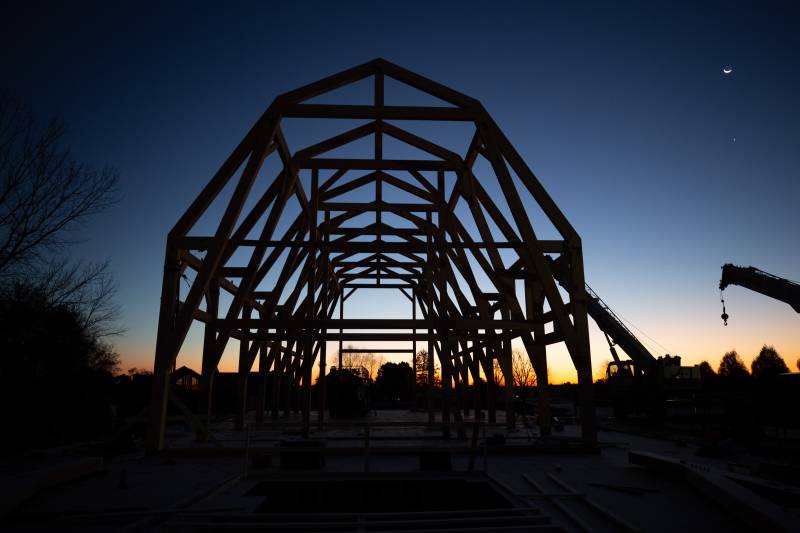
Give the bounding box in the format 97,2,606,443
719,264,800,324
548,257,699,417
583,284,658,376
580,284,692,383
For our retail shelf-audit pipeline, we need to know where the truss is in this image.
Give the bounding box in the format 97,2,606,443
146,59,597,453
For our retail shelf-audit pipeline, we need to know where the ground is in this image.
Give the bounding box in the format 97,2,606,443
1,409,797,532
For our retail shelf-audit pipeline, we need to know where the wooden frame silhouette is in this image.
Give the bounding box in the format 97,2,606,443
146,58,597,453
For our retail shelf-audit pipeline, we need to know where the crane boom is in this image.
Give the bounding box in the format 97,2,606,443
547,257,658,369
720,264,800,313
583,284,658,369
548,258,699,417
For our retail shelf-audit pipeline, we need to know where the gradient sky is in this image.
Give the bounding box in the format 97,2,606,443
2,1,798,382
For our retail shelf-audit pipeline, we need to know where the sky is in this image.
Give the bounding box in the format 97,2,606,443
2,0,798,382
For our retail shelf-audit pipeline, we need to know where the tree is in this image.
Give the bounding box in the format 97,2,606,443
88,340,121,374
0,283,120,374
511,349,536,388
30,260,120,337
697,360,719,391
698,360,715,377
718,350,750,381
595,359,612,382
414,349,427,385
0,99,121,452
337,346,384,381
374,361,414,403
493,358,505,386
697,360,716,383
0,98,121,360
414,348,440,387
751,345,789,380
491,350,537,388
0,97,118,277
363,353,385,381
796,358,800,372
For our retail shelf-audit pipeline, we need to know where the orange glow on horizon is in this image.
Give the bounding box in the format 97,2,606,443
119,332,799,384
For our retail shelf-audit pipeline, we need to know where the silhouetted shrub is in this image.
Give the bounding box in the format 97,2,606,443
0,284,119,453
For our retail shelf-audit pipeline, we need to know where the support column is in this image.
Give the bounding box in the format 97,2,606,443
526,279,551,436
318,210,330,428
500,333,515,430
284,338,295,416
303,168,319,437
435,171,449,436
272,340,283,420
456,340,470,417
487,344,497,424
302,335,313,437
255,342,270,425
411,289,417,410
235,303,252,431
338,298,344,370
146,243,181,455
469,340,481,419
199,277,220,432
425,212,435,424
440,340,452,439
568,247,598,447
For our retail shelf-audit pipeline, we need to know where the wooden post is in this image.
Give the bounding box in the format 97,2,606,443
235,303,252,431
318,209,330,428
411,288,417,409
271,340,283,421
146,243,181,455
425,212,435,424
526,279,551,436
487,343,497,424
436,171,451,438
302,169,319,437
255,342,269,425
199,277,219,431
338,298,343,370
499,324,515,430
568,246,598,447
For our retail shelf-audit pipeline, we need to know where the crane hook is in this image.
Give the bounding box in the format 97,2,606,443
720,291,728,326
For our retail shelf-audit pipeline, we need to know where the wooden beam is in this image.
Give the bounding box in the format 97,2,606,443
283,104,474,121
300,158,460,171
214,318,545,330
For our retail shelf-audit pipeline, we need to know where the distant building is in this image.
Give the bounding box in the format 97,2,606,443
171,366,201,391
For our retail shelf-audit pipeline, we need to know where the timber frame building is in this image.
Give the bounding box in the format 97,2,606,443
146,59,597,453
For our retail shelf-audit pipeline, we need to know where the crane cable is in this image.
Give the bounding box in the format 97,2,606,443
608,305,673,356
720,290,729,326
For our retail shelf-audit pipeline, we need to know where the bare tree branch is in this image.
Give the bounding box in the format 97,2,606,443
37,259,123,338
0,96,119,277
511,349,537,388
338,345,384,380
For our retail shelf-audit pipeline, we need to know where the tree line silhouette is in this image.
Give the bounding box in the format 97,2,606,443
0,97,122,454
698,345,794,386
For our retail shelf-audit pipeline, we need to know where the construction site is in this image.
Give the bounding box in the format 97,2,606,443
1,58,799,532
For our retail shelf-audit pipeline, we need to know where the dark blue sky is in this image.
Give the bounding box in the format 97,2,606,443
3,1,798,377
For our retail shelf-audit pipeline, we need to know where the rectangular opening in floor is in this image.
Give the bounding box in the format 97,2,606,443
246,477,515,513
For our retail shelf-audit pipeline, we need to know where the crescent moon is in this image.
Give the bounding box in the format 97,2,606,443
723,67,733,75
